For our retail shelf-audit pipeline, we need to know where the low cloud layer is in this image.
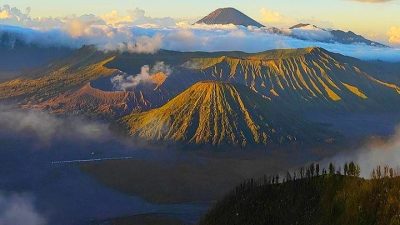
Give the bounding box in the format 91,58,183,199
111,61,172,91
0,105,110,143
0,192,46,225
0,5,400,61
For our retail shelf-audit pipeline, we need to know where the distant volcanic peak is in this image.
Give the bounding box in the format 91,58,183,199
287,23,387,47
290,23,315,29
196,7,264,27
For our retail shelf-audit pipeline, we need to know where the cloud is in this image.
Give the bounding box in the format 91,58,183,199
259,8,295,27
349,0,394,2
321,125,400,178
0,192,46,225
1,5,400,61
388,26,400,45
0,105,110,143
0,5,167,53
101,8,176,27
287,25,334,41
111,61,172,91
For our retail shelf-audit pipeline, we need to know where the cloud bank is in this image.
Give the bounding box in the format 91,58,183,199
0,105,110,143
1,5,400,61
0,192,46,225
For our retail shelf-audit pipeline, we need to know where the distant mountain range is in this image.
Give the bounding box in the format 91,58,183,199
196,8,387,47
0,45,399,147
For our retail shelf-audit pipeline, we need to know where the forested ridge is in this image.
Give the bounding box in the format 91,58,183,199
200,163,400,225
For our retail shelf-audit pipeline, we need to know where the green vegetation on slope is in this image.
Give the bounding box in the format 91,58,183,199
201,163,400,225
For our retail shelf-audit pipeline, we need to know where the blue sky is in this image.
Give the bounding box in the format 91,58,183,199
1,0,400,43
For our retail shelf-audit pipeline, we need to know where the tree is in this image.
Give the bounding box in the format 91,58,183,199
329,163,335,175
376,166,382,179
348,162,356,176
316,164,320,176
390,168,394,178
355,164,361,177
344,163,348,176
371,169,377,179
286,171,292,182
337,166,342,175
310,163,315,177
300,167,305,179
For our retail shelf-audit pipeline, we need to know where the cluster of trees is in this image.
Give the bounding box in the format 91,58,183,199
202,164,400,225
371,165,400,179
234,162,361,193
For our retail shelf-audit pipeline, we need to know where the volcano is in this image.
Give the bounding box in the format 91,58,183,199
196,8,264,27
120,81,334,147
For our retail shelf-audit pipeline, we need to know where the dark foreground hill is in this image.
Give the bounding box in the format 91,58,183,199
200,175,400,225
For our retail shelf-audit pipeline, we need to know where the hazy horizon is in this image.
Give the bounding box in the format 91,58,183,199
1,0,400,46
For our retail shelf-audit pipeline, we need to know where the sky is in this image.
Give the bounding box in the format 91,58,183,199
0,0,400,60
1,0,399,43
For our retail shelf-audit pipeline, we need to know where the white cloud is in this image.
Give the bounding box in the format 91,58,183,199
287,25,334,41
1,5,400,61
0,192,46,225
0,105,110,143
259,8,295,27
388,26,400,46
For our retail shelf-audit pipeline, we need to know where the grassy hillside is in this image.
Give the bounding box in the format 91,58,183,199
201,167,400,225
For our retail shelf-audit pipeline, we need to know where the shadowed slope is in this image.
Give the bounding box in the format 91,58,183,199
121,81,333,147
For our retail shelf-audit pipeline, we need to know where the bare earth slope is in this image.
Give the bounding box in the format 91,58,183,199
121,81,334,147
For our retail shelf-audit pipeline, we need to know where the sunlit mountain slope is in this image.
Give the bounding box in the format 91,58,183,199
120,81,334,147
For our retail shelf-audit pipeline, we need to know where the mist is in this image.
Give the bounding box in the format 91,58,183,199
0,192,46,225
320,125,400,178
1,14,400,61
0,105,110,144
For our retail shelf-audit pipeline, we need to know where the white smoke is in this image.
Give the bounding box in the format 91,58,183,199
0,192,46,225
111,61,172,91
320,125,400,178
